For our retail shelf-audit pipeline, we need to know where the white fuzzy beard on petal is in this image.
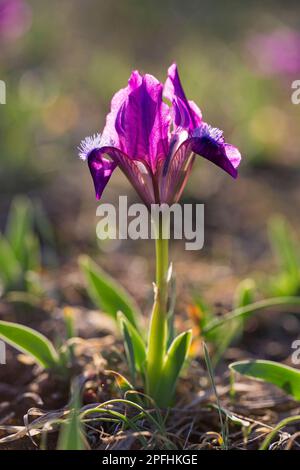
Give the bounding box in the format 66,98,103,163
193,123,224,143
78,133,103,160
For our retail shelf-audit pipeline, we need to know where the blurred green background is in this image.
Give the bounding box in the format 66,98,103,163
1,0,300,274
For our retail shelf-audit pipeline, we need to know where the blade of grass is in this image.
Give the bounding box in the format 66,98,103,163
260,415,300,450
203,342,228,449
57,388,86,450
203,297,300,335
212,279,256,367
81,398,177,449
234,279,256,309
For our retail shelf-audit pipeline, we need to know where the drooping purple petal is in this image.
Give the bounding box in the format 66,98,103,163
99,146,155,205
88,151,117,199
190,123,241,177
116,71,170,171
223,144,242,169
164,63,202,131
159,123,241,203
79,134,155,204
78,134,117,199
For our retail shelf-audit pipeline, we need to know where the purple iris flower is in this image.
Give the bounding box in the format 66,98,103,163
79,64,241,206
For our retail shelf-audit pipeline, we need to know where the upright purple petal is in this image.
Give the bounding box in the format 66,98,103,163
164,63,202,131
116,71,170,171
101,85,132,148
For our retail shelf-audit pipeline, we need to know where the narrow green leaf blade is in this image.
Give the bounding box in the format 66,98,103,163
24,233,41,272
155,330,192,407
212,279,256,366
0,235,22,289
6,195,33,269
117,312,146,375
0,320,59,369
268,216,300,296
203,342,228,448
79,255,140,328
203,297,300,335
57,389,85,450
234,278,256,309
269,216,299,278
230,360,300,400
120,317,136,383
260,414,300,450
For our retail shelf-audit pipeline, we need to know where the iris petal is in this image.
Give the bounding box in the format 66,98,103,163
191,136,240,178
159,124,241,203
164,63,202,131
88,150,117,199
101,85,131,149
88,146,155,205
117,72,170,171
190,124,241,177
80,66,242,206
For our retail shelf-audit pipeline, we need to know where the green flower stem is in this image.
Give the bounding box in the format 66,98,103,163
146,218,169,399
